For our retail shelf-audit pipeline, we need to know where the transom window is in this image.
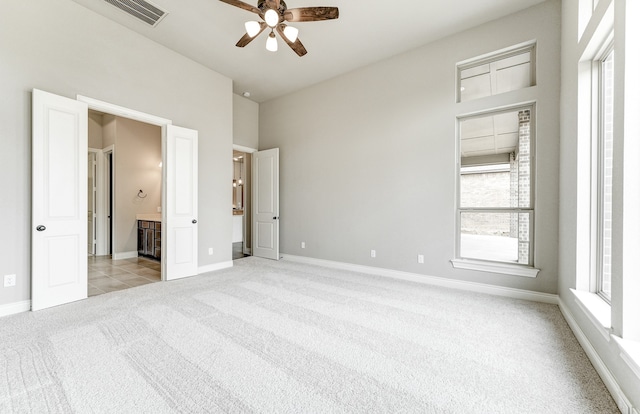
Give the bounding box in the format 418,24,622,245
457,44,535,102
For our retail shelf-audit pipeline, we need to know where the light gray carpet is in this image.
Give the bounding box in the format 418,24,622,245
0,257,618,413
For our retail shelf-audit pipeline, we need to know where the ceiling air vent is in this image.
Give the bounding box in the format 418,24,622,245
103,0,168,27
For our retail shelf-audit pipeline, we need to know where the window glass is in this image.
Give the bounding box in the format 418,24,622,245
458,108,533,265
496,63,531,95
459,48,534,102
598,48,614,301
460,211,531,264
460,164,511,208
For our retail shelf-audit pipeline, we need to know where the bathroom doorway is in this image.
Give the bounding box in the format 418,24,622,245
232,148,254,260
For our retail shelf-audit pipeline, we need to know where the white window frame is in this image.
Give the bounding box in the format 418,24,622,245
594,42,615,304
573,0,640,378
452,104,539,278
456,42,536,103
452,42,540,278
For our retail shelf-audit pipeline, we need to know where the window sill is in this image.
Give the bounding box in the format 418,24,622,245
450,258,539,278
570,289,612,342
611,335,640,380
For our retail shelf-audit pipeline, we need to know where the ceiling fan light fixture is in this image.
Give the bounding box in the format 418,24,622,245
244,21,261,37
283,25,299,42
219,0,340,57
266,31,278,51
264,9,279,27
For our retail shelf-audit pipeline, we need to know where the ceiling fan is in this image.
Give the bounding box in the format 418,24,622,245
219,0,339,56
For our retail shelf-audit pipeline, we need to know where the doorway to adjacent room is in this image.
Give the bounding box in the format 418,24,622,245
86,110,163,297
232,148,252,260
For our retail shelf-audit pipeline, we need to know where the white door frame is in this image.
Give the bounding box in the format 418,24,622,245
78,96,172,127
88,148,99,255
89,147,114,256
88,146,115,256
77,95,173,279
233,144,257,255
101,145,114,256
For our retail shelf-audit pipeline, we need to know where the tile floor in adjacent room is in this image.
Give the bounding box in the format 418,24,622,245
88,256,161,297
233,242,249,260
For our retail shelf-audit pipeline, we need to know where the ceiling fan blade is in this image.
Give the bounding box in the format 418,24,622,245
236,22,268,47
276,25,307,56
219,0,261,15
284,7,339,22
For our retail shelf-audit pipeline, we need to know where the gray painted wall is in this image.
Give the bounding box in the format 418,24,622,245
0,0,233,308
88,111,104,149
259,0,561,294
112,117,162,255
233,94,259,149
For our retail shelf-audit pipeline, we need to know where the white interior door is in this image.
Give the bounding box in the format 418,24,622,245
252,148,279,260
32,89,88,311
164,125,198,280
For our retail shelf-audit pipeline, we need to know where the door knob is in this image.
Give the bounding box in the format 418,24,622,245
273,216,279,220
192,219,197,224
36,225,46,231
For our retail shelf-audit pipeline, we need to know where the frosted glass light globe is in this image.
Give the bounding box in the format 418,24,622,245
283,26,298,42
244,21,261,37
264,9,279,27
266,32,278,52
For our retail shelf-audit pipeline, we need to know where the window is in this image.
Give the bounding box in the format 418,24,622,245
453,42,539,277
573,0,640,371
595,45,614,302
457,44,535,102
457,107,534,266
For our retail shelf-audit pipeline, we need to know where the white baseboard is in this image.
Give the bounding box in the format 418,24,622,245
558,298,634,414
281,254,558,304
0,300,31,317
112,251,138,260
198,261,233,274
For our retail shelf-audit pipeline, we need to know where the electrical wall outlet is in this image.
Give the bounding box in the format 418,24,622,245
4,274,16,287
157,206,162,212
370,250,376,258
418,254,424,264
301,242,305,249
208,247,213,255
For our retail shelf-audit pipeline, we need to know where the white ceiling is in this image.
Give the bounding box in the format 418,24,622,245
71,0,546,102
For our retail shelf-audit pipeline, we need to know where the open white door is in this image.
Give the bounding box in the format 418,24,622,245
32,89,88,311
252,148,279,260
164,125,198,280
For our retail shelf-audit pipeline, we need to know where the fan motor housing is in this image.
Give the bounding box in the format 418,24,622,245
257,0,287,14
